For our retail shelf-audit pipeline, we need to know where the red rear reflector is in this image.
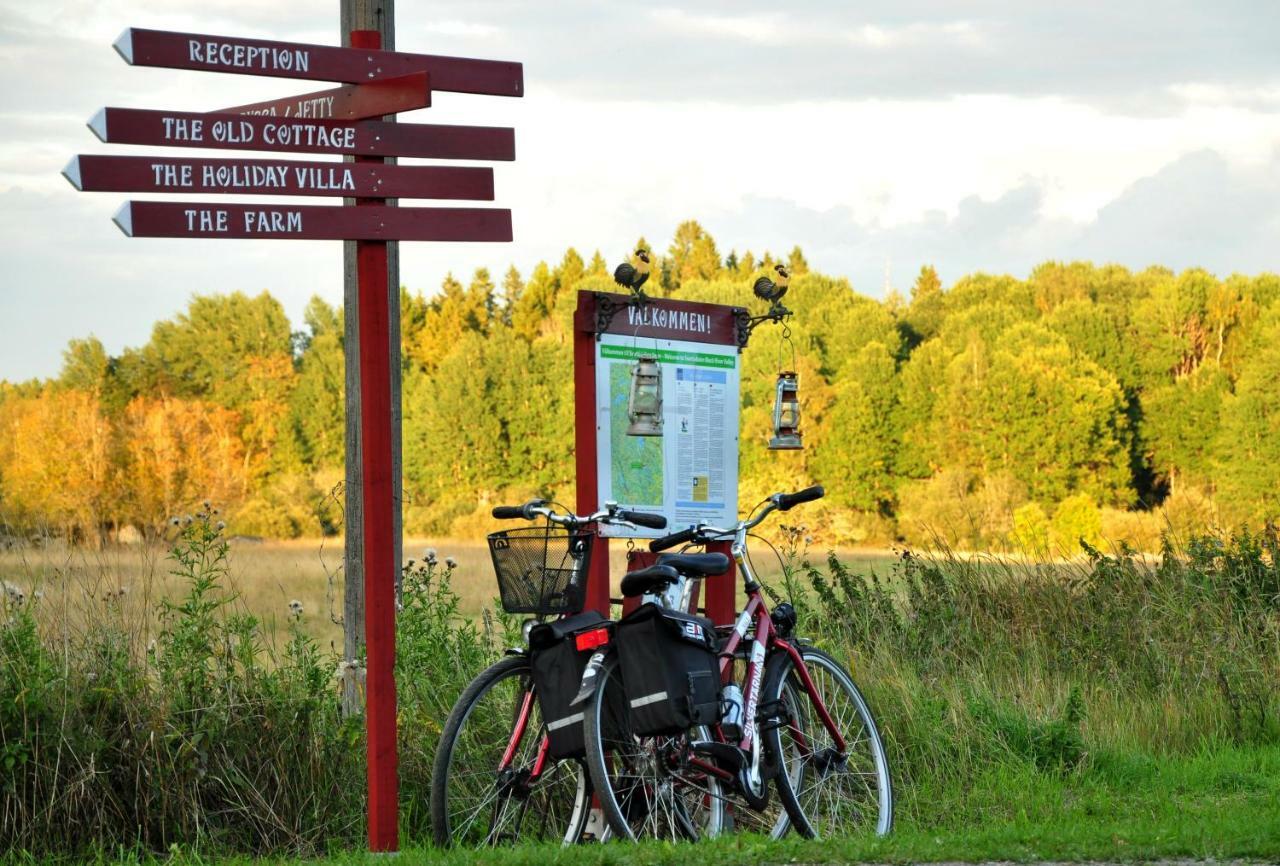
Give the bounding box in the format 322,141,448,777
575,627,609,651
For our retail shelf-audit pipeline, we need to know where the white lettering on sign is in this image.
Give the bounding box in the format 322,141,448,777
161,116,204,142
240,96,338,119
184,209,228,232
243,210,304,233
210,119,255,144
261,122,355,151
188,39,310,73
626,305,713,336
145,163,356,192
150,163,193,187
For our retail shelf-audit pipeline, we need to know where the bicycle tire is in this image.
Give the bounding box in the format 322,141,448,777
582,650,726,841
761,645,893,838
430,654,591,847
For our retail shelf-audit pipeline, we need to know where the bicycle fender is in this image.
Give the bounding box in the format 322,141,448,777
570,647,614,706
758,648,799,779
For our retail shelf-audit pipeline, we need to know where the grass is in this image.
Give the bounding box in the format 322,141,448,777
0,532,897,650
2,518,1277,861
42,744,1280,864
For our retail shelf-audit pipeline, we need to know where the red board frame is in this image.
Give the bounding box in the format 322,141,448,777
111,201,511,241
65,155,494,200
115,27,523,96
88,107,515,161
573,291,748,625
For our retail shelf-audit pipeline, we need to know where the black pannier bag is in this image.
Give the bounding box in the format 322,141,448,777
528,610,608,759
615,603,722,736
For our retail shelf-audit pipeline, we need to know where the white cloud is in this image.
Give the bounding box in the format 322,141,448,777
1,1,1278,381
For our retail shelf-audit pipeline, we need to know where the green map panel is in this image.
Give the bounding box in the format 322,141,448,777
609,362,663,506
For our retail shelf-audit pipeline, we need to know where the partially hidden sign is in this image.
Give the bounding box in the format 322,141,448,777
587,294,743,538
219,72,431,120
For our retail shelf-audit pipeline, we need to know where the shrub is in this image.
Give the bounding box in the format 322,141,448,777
1012,502,1051,556
1053,494,1102,553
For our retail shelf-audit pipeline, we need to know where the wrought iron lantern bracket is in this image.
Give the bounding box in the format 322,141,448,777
735,301,792,351
594,290,653,340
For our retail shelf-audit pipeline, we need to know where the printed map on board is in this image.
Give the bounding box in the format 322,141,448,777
609,362,663,506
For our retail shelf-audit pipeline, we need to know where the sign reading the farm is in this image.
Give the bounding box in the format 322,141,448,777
111,201,513,241
68,24,523,854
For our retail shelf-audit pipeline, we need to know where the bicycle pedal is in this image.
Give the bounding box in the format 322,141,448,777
690,740,747,769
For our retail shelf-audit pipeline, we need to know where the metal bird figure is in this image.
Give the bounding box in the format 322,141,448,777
753,263,790,303
613,249,651,297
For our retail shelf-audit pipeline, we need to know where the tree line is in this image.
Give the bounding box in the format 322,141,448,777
2,219,1277,550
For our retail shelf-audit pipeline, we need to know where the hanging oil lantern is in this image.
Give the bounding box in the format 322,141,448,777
768,371,802,450
626,355,663,437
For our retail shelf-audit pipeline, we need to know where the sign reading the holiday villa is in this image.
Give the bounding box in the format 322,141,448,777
63,155,495,200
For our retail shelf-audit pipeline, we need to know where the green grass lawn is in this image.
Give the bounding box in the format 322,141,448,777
68,742,1280,865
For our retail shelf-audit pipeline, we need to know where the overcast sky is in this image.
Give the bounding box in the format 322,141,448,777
2,1,1278,381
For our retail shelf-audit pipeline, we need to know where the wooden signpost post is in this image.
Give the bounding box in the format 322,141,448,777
67,21,522,853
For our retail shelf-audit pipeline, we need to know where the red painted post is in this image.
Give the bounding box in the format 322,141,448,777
704,540,736,624
574,293,609,615
352,26,397,855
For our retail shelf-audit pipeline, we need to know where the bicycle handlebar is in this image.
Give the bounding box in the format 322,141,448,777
774,485,824,511
649,526,698,552
647,485,824,550
490,500,667,531
622,510,668,530
491,499,547,521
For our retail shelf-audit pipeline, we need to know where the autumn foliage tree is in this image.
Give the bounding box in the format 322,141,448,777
0,222,1276,546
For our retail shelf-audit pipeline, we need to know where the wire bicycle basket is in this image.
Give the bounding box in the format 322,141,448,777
487,525,595,615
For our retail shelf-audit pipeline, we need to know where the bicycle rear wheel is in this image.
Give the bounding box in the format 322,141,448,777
431,655,591,847
762,645,893,838
582,651,726,841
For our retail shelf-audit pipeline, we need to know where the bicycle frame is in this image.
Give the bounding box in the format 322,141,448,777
497,688,552,782
683,508,848,787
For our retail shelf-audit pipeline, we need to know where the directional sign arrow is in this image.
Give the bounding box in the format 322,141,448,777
88,107,515,161
114,27,522,97
63,155,494,200
217,72,431,121
113,201,513,242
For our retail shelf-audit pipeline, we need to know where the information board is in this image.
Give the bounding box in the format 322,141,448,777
594,334,740,538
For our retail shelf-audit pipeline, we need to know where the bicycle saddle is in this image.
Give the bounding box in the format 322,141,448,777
658,552,730,577
619,553,731,598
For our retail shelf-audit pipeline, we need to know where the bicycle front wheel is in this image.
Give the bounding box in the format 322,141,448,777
762,645,893,838
430,654,591,847
583,650,726,841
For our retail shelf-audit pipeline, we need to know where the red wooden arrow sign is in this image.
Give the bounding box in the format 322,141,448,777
218,72,430,120
89,107,515,161
112,201,512,241
114,27,523,97
64,155,494,200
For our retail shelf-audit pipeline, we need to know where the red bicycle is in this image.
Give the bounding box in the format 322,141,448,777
579,486,894,840
429,499,665,847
